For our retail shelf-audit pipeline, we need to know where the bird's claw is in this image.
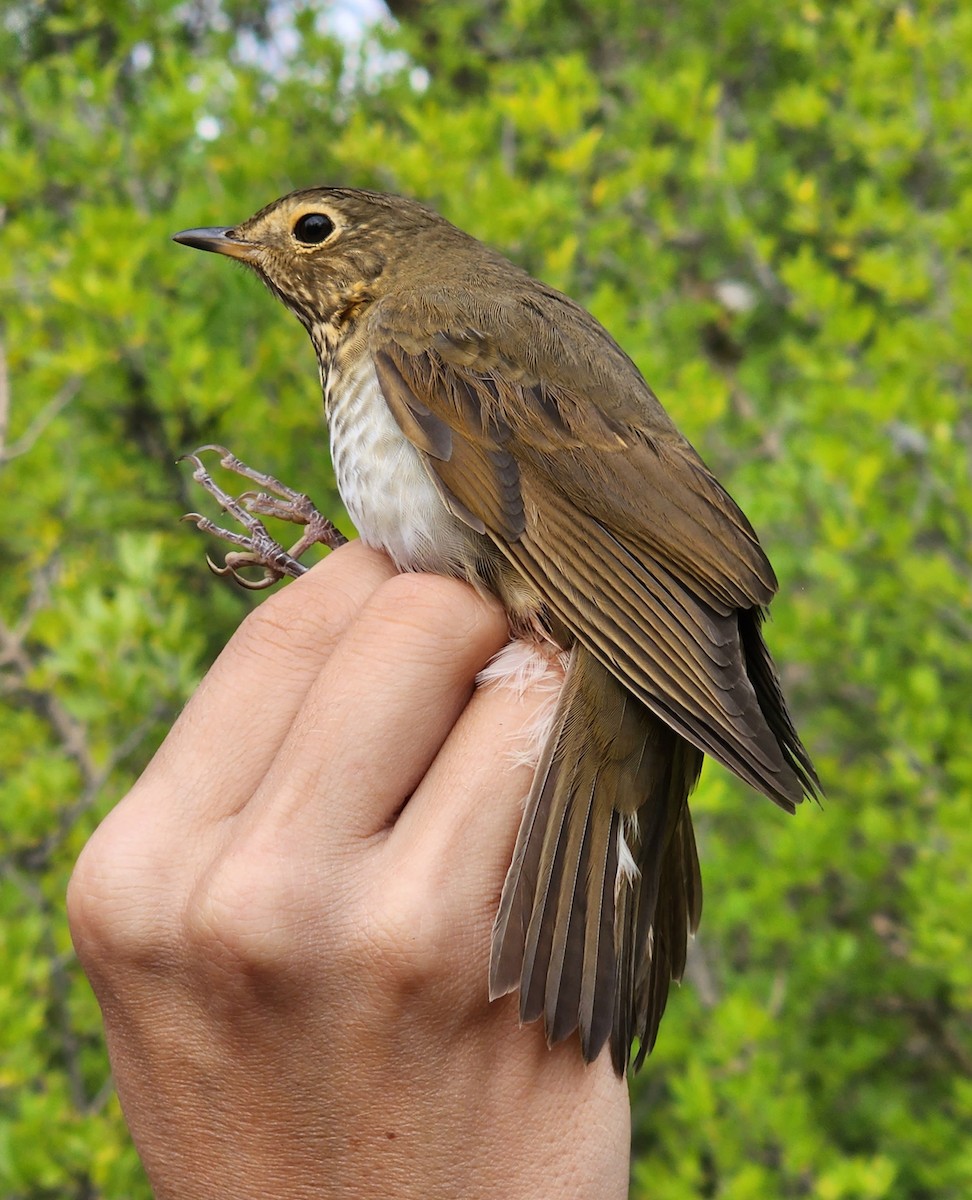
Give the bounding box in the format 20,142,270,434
207,552,281,592
179,446,347,589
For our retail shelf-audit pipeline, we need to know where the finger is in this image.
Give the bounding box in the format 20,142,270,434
68,544,397,954
392,644,566,917
243,570,510,845
136,541,397,828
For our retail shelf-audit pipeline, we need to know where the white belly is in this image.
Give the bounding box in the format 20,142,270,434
326,355,477,574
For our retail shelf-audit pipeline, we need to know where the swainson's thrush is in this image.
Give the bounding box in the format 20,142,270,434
174,188,819,1073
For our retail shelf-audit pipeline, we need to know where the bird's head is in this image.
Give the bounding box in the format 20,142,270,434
173,187,461,337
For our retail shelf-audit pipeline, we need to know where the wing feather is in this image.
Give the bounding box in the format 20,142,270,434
369,313,816,808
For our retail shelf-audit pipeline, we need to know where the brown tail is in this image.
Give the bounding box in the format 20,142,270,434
489,643,703,1073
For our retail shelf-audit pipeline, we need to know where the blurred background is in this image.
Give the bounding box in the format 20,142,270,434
2,1,970,1196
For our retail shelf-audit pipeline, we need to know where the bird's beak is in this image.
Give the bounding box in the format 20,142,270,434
172,227,262,263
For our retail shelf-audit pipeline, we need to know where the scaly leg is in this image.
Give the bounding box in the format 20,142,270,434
180,444,347,590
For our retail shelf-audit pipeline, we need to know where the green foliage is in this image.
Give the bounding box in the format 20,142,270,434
2,1,969,1195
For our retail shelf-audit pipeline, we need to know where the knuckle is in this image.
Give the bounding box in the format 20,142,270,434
66,844,119,957
230,542,398,667
67,805,178,970
361,868,452,989
182,842,318,980
365,572,504,659
233,579,355,661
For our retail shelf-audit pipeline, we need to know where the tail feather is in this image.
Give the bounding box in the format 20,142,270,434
518,783,572,1023
489,651,576,1003
631,803,703,1069
577,806,620,1059
491,644,705,1072
740,610,820,799
541,774,595,1041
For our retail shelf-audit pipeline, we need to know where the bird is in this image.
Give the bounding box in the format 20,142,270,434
173,187,819,1074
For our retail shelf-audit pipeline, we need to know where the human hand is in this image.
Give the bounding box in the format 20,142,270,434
68,543,630,1199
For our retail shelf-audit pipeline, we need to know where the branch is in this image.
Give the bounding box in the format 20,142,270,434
0,609,97,781
0,368,83,464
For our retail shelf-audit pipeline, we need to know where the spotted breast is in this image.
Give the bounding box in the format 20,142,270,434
324,350,485,579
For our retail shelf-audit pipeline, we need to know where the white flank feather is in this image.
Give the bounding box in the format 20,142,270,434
616,822,641,893
477,640,568,770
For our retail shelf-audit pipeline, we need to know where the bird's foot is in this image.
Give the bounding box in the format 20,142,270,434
180,444,348,590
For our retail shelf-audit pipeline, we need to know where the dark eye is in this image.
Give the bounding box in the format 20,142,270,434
293,212,334,244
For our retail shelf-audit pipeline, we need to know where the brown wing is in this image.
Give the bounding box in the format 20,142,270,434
370,302,815,808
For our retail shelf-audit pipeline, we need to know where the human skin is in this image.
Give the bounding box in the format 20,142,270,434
67,542,630,1199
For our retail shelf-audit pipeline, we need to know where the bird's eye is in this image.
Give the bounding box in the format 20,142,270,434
293,213,335,245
